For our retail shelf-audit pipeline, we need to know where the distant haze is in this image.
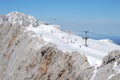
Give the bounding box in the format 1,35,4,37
0,0,120,39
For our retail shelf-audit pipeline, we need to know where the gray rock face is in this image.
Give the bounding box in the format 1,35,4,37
93,50,120,80
0,15,8,22
109,73,120,80
102,50,120,66
0,16,93,80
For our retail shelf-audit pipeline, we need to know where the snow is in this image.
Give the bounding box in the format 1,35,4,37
108,61,120,79
90,69,98,80
99,39,113,43
113,61,120,73
108,59,120,79
25,24,120,66
108,74,115,79
7,12,120,66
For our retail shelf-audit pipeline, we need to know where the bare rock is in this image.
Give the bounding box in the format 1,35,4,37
93,50,120,80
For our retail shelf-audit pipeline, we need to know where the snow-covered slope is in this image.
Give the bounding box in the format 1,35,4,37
1,12,120,80
6,12,120,66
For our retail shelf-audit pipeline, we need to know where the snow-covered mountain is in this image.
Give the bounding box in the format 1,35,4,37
0,12,120,80
5,11,120,66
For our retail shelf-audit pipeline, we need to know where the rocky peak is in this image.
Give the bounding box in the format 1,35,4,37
0,13,94,80
6,11,41,27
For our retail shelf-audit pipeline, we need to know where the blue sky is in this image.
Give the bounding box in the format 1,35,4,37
0,0,120,39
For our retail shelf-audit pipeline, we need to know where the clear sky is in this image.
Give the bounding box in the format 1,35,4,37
0,0,120,38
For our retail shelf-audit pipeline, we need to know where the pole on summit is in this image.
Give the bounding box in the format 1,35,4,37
83,31,88,47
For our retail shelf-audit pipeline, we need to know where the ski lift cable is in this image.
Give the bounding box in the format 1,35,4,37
38,18,111,39
87,31,110,38
77,30,111,39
